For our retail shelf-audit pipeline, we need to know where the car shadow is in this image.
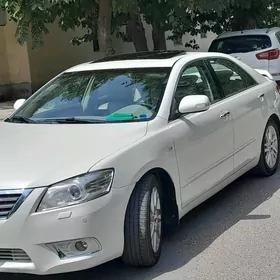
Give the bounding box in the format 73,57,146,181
4,170,280,280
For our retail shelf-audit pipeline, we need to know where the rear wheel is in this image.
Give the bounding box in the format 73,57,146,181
254,118,279,176
122,174,162,267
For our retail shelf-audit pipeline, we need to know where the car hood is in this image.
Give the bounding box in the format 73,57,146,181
0,122,147,189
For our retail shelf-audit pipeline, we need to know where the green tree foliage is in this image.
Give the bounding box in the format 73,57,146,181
4,0,280,53
4,0,55,48
4,0,138,54
190,0,280,32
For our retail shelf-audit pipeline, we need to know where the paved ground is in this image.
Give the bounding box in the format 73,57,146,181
1,103,280,279
0,102,13,120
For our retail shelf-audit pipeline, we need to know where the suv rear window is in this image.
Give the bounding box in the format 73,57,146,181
209,35,272,54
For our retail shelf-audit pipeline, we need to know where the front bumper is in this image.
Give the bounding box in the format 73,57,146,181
0,185,134,275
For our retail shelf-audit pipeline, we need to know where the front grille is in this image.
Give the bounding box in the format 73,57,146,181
0,189,32,219
0,249,31,262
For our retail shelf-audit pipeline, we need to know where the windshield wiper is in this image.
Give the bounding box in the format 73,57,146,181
5,116,36,123
42,118,103,124
42,117,140,124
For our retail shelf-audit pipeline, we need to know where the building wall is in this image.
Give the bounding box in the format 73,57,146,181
113,22,217,54
28,21,217,91
0,15,31,100
0,11,217,100
27,22,105,91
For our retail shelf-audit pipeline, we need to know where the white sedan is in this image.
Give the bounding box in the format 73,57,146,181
0,50,279,275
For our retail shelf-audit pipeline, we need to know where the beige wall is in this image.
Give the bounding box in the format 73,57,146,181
0,15,32,100
0,15,216,99
0,17,31,85
0,27,10,85
113,22,217,54
28,23,104,90
28,21,217,90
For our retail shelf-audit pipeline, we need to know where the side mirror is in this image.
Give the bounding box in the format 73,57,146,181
13,99,26,111
178,95,210,114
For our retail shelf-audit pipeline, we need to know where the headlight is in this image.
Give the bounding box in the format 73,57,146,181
37,169,114,212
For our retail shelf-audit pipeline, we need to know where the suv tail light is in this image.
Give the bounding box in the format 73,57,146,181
256,49,280,60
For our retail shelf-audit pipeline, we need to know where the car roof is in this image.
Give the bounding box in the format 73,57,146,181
92,50,186,62
214,27,280,40
65,51,231,72
66,51,187,72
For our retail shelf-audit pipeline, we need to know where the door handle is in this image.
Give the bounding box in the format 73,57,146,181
220,111,230,118
258,93,265,100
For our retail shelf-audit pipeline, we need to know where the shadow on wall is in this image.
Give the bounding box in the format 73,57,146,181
3,170,280,280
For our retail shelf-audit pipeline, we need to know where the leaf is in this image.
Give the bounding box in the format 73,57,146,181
5,0,280,52
169,15,175,23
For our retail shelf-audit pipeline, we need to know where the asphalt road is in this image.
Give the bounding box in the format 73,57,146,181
2,170,280,280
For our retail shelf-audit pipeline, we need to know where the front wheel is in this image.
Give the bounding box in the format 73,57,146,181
254,118,279,176
122,174,163,267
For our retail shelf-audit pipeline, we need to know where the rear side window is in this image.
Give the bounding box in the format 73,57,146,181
208,58,257,97
209,35,272,54
275,32,280,44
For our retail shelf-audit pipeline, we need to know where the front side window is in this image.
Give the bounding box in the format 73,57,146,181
208,58,257,97
11,68,170,123
174,62,221,102
170,61,220,119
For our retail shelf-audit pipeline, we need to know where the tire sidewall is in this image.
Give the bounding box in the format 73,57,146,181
262,119,280,174
147,175,163,262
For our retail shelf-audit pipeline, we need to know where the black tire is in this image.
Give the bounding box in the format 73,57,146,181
254,118,280,176
122,173,163,267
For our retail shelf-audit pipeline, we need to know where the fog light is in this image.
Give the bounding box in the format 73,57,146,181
75,241,88,252
46,238,101,259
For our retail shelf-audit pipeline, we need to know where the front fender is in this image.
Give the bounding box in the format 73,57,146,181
90,131,182,210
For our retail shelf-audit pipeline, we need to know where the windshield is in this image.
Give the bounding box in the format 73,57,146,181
11,68,170,124
209,35,272,54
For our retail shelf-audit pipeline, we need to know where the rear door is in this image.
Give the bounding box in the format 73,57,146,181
209,34,272,71
206,57,265,170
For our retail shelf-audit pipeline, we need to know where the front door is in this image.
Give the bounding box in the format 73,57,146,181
168,60,234,207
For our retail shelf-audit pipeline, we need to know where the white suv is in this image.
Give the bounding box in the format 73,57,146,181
209,28,280,84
